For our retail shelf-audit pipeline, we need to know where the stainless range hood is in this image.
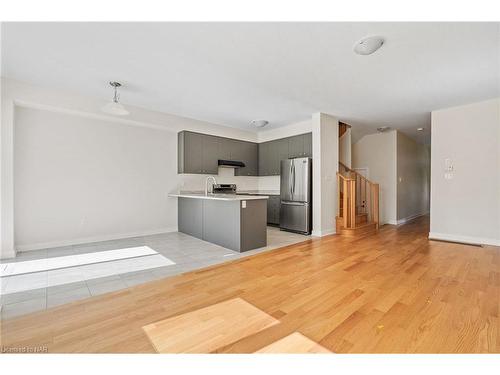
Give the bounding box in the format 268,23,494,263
218,159,245,168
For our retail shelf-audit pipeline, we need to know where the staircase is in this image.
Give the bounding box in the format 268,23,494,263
336,162,379,237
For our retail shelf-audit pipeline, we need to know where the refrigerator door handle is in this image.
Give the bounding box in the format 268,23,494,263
292,163,296,197
289,162,293,198
281,201,307,206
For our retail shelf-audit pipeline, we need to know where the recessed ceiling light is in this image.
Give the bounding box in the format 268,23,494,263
251,119,269,128
353,36,385,55
102,81,130,116
377,126,391,132
417,127,424,132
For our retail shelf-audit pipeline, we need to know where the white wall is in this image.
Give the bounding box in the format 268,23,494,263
312,113,338,236
1,78,261,255
339,128,352,168
352,131,398,225
14,107,175,249
397,131,431,223
430,98,500,246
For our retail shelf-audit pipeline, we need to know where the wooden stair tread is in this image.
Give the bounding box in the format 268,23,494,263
338,221,376,230
353,221,375,228
335,216,377,238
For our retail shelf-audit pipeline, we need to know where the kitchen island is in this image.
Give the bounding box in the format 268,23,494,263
169,192,268,252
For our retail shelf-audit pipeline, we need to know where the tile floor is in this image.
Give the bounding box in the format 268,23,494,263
0,227,309,319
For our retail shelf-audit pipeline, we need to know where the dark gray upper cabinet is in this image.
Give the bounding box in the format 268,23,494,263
258,142,270,176
228,139,244,161
178,131,203,174
219,138,258,176
259,139,288,176
267,140,280,176
288,133,312,158
178,131,219,174
201,135,219,174
303,133,312,157
257,133,311,176
179,130,311,176
277,138,290,162
274,138,289,175
217,137,232,161
288,134,304,158
235,141,258,176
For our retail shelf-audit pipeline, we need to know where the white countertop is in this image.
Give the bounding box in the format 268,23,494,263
169,191,268,201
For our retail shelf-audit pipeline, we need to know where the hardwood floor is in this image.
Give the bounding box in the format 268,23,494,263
143,298,279,353
256,332,331,353
1,216,499,353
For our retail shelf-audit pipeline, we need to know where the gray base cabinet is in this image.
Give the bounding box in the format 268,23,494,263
267,196,280,225
178,198,267,252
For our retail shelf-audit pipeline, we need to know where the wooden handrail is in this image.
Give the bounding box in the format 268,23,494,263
336,172,354,181
339,161,376,185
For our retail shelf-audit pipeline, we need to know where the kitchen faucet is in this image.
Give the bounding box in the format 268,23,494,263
205,176,217,196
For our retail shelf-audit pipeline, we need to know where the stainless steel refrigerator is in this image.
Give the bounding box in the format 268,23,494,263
280,157,312,234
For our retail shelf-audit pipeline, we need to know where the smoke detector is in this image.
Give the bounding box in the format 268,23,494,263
377,126,391,132
251,119,269,128
354,36,384,55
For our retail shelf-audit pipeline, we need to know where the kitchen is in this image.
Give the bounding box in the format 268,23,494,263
170,130,313,252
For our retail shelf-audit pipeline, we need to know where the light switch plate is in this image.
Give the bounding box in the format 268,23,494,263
241,200,247,208
444,158,454,179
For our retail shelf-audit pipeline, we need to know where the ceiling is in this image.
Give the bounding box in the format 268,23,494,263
2,22,499,143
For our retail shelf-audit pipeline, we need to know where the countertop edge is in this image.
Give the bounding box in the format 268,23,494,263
169,193,269,201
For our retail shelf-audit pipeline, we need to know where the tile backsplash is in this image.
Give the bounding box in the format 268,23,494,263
177,167,279,192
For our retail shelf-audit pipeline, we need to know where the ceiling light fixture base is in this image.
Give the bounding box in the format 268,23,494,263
102,81,130,116
354,36,384,55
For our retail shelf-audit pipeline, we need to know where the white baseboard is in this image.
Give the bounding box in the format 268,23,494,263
311,228,336,237
15,227,179,253
428,232,500,247
396,212,429,226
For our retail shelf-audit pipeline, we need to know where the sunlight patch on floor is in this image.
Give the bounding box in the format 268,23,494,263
0,247,176,295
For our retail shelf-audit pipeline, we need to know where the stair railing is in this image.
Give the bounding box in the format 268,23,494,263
337,162,379,229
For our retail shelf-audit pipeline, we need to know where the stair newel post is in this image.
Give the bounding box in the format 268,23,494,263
343,178,348,229
350,180,356,229
337,174,341,217
372,183,379,230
